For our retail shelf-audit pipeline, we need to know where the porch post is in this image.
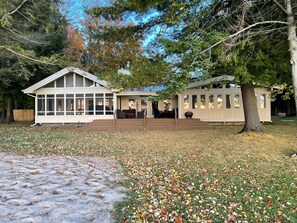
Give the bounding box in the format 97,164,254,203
113,93,117,127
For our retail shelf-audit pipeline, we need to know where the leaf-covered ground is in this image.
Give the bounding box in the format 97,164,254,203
0,121,296,223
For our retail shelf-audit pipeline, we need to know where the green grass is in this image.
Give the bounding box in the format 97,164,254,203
0,123,296,222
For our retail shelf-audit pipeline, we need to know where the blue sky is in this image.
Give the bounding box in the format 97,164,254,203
62,0,108,29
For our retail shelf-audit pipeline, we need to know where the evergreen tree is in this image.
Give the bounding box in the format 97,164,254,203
89,0,296,132
0,0,68,123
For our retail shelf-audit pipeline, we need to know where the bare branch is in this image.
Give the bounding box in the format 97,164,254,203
7,0,28,17
201,21,288,54
0,46,55,65
272,0,288,15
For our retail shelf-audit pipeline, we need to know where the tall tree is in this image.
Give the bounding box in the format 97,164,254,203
82,9,168,89
0,0,67,123
63,24,85,63
90,0,296,132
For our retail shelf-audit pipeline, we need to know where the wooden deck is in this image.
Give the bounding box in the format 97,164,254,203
82,118,213,130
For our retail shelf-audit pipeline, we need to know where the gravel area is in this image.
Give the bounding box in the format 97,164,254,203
0,153,126,223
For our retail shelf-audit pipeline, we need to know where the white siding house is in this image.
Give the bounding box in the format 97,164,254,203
23,67,117,124
177,76,271,122
23,67,272,124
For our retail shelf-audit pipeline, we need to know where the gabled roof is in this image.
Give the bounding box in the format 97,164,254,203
186,75,235,89
23,67,110,94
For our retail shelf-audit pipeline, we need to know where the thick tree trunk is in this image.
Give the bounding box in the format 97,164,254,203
240,83,263,133
286,0,297,116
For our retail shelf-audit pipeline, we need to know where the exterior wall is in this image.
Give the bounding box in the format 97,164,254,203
178,87,271,122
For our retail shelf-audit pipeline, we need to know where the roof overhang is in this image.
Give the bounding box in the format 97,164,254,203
186,75,235,89
116,91,157,96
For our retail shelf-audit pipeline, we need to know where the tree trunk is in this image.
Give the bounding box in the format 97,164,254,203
240,83,263,133
286,0,297,116
1,94,5,123
6,96,13,124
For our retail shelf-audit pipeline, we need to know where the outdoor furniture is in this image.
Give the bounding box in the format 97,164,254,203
137,110,145,119
185,111,193,119
117,109,126,119
123,109,136,118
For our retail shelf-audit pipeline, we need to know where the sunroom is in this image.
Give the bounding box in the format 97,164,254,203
23,67,116,124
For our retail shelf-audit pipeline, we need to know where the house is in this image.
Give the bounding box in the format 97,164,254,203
22,67,271,124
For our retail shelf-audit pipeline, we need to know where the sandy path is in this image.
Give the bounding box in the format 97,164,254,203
0,153,126,223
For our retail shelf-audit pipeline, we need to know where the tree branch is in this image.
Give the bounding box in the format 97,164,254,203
201,21,288,54
0,46,55,65
272,0,288,15
7,0,28,17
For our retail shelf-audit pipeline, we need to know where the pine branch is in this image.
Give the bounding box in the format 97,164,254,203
272,0,288,15
201,20,288,54
7,0,29,17
0,46,55,65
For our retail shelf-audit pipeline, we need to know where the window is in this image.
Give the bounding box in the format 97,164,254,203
209,95,214,109
105,94,113,114
66,94,74,115
217,95,223,109
200,95,206,109
86,94,94,115
95,94,104,115
184,95,189,109
226,95,231,109
76,94,84,115
76,74,84,87
47,95,55,115
37,95,45,116
56,94,64,115
66,73,74,87
234,94,240,108
85,78,93,87
192,95,197,109
44,82,54,88
56,77,64,87
129,99,136,109
260,94,266,108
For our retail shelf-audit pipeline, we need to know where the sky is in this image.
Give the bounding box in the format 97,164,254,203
62,0,108,29
61,0,159,50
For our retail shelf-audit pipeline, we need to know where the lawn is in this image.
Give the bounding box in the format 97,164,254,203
0,121,296,223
